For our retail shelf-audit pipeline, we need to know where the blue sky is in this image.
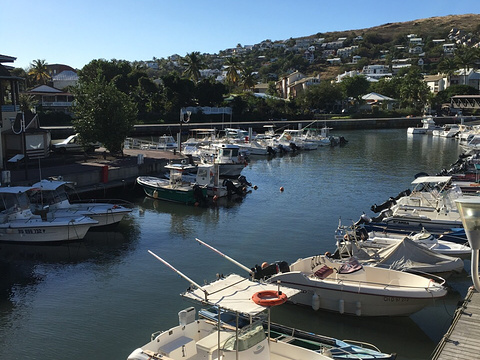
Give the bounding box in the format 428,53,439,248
3,0,480,70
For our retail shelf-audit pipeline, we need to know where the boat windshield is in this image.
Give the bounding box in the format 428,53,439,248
223,322,266,352
0,192,30,212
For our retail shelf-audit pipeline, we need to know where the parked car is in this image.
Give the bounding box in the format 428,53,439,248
51,134,100,153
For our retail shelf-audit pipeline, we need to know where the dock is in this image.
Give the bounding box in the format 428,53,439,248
5,147,186,196
432,287,480,360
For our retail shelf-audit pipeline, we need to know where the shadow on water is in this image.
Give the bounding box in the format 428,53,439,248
0,219,140,306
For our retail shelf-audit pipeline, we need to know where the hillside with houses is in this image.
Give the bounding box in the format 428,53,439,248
3,13,480,129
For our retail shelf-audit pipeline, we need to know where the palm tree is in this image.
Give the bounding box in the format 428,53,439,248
454,46,478,85
437,57,457,87
28,59,51,85
240,67,256,92
225,57,241,86
182,52,203,83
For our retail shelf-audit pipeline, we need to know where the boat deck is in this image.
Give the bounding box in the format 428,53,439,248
432,287,480,360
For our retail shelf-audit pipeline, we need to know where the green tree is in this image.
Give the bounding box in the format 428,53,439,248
240,66,256,92
182,52,204,83
437,57,458,86
28,59,50,85
340,75,370,100
398,67,430,111
225,57,241,86
296,82,343,113
455,46,480,85
72,76,137,154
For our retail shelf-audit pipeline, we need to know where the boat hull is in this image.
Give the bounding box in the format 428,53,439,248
267,256,447,317
0,217,96,243
137,177,207,205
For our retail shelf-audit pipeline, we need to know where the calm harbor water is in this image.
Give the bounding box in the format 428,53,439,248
0,128,471,360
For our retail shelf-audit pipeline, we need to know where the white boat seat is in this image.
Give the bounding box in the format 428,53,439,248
158,335,196,358
196,330,232,354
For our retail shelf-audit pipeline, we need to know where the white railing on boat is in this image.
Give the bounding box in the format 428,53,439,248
123,137,177,151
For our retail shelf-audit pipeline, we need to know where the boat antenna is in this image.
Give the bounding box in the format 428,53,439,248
148,250,208,300
195,238,253,274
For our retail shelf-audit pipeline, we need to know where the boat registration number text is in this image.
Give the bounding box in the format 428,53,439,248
18,229,46,234
384,296,409,302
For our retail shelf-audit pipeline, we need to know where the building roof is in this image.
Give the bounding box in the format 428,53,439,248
25,84,71,96
362,92,395,101
52,70,78,81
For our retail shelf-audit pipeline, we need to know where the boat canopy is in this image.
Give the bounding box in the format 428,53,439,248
411,176,452,185
31,179,72,191
182,274,300,317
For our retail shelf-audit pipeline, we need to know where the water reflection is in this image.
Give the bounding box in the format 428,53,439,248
0,219,140,307
137,195,248,237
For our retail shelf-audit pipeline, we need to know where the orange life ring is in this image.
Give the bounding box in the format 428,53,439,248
252,290,287,307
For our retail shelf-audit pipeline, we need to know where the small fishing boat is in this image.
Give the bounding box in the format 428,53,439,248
194,238,447,317
0,186,98,243
128,251,394,360
335,226,465,275
136,164,207,205
407,116,442,135
29,179,132,227
198,307,396,360
362,228,470,260
127,252,335,360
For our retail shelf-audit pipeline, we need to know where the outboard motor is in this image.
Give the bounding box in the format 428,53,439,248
339,136,348,146
289,142,299,151
193,184,207,205
267,146,276,156
354,213,372,226
251,261,289,280
237,175,251,188
371,197,396,213
223,179,244,196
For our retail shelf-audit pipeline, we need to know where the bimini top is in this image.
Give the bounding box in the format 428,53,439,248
31,179,72,191
0,186,38,194
182,273,300,317
411,176,452,185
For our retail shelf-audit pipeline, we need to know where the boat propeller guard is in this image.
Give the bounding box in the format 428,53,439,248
252,290,288,307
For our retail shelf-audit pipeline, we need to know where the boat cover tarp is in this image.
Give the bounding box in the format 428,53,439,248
182,274,300,317
351,237,463,273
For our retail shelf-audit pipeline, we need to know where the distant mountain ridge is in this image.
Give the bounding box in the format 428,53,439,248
300,14,480,42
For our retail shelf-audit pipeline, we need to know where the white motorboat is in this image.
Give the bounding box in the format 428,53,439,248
432,123,460,138
277,129,318,150
258,254,447,316
407,116,442,135
0,186,98,243
195,163,249,198
29,180,132,227
199,143,248,177
366,176,464,234
194,238,447,317
335,225,465,274
365,229,471,259
127,252,334,360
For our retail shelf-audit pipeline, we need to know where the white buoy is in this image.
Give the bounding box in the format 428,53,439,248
312,293,320,311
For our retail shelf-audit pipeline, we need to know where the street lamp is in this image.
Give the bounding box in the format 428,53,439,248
455,197,480,291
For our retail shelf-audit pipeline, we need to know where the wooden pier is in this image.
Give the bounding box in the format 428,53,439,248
432,287,480,360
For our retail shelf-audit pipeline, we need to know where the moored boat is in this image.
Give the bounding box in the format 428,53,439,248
127,252,337,360
0,186,98,243
29,179,132,227
136,164,207,205
194,238,447,317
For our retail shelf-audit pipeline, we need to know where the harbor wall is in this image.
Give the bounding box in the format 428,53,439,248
44,116,472,139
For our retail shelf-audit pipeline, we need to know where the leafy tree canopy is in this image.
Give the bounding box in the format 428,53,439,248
72,76,137,153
